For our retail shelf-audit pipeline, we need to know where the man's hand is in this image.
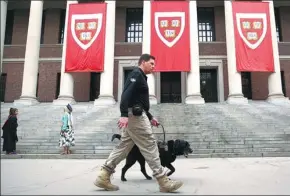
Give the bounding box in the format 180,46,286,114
150,118,159,127
118,117,129,129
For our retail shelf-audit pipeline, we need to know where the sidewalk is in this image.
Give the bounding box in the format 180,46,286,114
1,157,290,195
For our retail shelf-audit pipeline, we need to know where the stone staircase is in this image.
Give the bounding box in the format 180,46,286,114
1,101,290,159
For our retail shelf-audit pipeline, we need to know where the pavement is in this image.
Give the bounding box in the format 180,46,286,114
1,157,290,195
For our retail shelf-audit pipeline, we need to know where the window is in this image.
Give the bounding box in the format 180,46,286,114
4,10,14,45
197,7,216,42
125,8,143,43
40,10,46,44
58,9,66,44
274,7,282,42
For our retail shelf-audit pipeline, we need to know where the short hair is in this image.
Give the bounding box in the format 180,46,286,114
138,53,155,66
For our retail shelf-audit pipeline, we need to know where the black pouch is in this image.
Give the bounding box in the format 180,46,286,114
132,104,143,116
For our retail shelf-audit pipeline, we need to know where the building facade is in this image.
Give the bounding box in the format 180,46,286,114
1,0,290,105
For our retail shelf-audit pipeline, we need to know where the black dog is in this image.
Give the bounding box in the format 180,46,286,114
111,134,193,181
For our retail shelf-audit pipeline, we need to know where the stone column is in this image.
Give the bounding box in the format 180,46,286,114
53,1,78,106
185,1,205,104
94,0,116,105
142,0,157,105
266,0,289,104
0,0,7,74
224,0,248,104
14,1,44,106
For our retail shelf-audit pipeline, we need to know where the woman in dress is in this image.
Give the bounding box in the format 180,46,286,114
59,104,75,154
2,108,19,155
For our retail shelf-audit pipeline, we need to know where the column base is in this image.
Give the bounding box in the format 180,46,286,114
53,96,76,106
94,95,116,106
14,96,39,106
149,95,158,105
226,94,248,104
185,94,205,104
267,93,290,105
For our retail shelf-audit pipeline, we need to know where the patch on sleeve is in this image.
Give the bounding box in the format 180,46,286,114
130,78,136,82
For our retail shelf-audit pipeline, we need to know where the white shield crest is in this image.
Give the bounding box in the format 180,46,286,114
71,14,102,50
154,12,185,48
236,13,267,50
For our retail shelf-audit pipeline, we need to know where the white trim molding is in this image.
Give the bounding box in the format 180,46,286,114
3,57,62,62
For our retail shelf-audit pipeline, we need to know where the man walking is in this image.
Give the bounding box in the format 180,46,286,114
94,54,183,193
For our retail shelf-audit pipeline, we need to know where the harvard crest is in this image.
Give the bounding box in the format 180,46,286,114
236,13,267,50
154,12,185,48
71,14,102,50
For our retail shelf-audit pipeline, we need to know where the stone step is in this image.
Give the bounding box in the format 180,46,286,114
2,102,290,159
4,146,290,155
13,140,290,148
2,151,290,159
13,134,290,143
14,143,290,152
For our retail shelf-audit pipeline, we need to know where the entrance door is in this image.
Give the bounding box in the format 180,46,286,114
90,73,100,101
241,72,252,99
0,73,7,102
281,71,286,96
55,73,61,99
200,69,218,102
160,72,181,103
124,69,133,86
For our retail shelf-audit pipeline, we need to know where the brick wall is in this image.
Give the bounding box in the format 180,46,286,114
2,5,290,102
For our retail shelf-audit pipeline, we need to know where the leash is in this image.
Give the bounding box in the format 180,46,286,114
157,123,166,143
155,123,168,151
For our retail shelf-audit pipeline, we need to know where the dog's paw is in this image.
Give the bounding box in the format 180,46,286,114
121,178,127,182
146,176,152,180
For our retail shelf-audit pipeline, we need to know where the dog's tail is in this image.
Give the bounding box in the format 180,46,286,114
111,134,121,142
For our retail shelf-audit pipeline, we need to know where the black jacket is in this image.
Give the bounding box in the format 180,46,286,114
120,67,153,120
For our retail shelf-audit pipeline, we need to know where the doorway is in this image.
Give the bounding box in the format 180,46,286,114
90,73,100,101
281,71,286,96
55,73,61,99
124,69,133,87
200,69,218,102
241,72,252,99
0,73,7,102
160,72,182,103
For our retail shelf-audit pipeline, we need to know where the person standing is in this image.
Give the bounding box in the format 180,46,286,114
59,104,75,154
94,54,183,193
2,108,19,155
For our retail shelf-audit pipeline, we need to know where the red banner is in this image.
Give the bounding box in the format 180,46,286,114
232,1,274,72
150,1,190,72
65,3,107,72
